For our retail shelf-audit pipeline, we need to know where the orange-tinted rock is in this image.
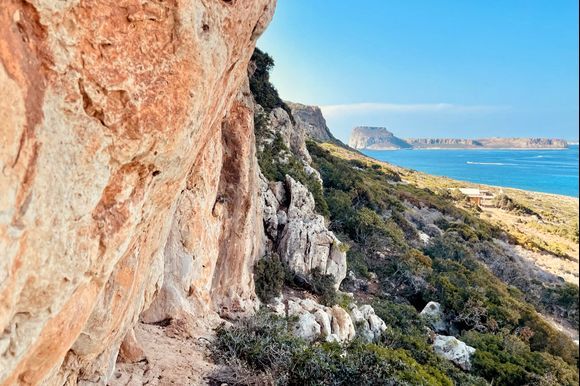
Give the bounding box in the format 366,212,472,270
117,328,145,364
0,0,275,384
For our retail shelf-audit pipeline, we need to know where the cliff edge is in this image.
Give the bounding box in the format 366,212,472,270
349,126,413,150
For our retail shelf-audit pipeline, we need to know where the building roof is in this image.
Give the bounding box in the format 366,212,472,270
458,188,482,196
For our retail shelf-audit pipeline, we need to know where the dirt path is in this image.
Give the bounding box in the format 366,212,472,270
110,318,218,386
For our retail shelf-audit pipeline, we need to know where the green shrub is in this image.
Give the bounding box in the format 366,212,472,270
250,48,293,118
254,253,285,303
425,234,470,261
309,267,338,306
346,248,371,279
463,331,578,386
212,312,456,386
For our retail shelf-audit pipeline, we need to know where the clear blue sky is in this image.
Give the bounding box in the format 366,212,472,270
258,0,579,143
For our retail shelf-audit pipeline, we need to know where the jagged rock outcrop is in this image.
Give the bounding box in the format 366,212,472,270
287,102,337,142
349,126,412,150
0,1,275,384
268,106,312,163
279,297,384,343
349,304,387,342
261,175,347,288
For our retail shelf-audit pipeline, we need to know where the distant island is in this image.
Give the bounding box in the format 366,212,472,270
349,126,569,150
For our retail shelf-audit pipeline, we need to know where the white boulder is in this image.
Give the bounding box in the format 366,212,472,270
420,301,448,333
432,335,476,371
314,309,332,337
293,313,321,342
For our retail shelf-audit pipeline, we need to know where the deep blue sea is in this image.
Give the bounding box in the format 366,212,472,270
362,145,579,197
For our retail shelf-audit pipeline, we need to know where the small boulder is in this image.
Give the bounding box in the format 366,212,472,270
349,305,365,324
432,335,476,371
420,301,447,333
293,313,321,342
313,309,332,337
300,298,323,313
118,328,145,363
358,304,375,320
269,295,286,316
287,299,304,317
330,305,356,341
368,314,387,339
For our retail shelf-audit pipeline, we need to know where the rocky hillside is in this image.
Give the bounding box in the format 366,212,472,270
349,126,413,149
205,49,579,385
1,2,578,385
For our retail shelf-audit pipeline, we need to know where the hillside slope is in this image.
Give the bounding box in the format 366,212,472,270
209,49,579,386
1,4,577,385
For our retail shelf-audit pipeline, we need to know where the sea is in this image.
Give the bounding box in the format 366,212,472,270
362,145,579,197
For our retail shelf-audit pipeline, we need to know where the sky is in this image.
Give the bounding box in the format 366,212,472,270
257,0,579,143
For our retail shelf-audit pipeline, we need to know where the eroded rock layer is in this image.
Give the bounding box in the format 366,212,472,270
0,0,275,384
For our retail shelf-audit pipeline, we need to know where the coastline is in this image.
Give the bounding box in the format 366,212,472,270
403,167,579,199
358,147,570,151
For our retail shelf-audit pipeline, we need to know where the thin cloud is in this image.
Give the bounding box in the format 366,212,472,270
320,103,510,117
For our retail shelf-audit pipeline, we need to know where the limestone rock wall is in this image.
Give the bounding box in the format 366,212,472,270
261,175,347,288
0,0,275,384
287,102,337,143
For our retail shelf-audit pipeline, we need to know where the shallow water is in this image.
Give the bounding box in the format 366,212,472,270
362,145,579,197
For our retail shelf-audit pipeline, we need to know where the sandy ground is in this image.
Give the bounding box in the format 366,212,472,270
110,317,219,386
482,207,579,284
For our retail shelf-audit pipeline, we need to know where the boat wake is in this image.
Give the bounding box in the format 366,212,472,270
466,161,516,166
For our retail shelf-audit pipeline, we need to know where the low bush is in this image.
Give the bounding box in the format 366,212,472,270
211,312,459,386
493,193,540,217
308,267,338,306
254,253,285,303
463,331,578,386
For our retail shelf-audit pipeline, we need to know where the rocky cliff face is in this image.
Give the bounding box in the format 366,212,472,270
255,102,347,288
407,137,568,149
476,137,568,149
261,175,347,288
0,1,275,384
384,137,568,149
287,102,337,143
349,126,412,150
406,138,483,148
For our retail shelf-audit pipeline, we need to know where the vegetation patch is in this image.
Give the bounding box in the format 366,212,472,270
493,193,540,217
211,311,474,386
306,140,579,385
248,49,579,386
254,253,286,303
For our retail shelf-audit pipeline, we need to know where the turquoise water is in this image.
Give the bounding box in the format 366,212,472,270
362,145,579,197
